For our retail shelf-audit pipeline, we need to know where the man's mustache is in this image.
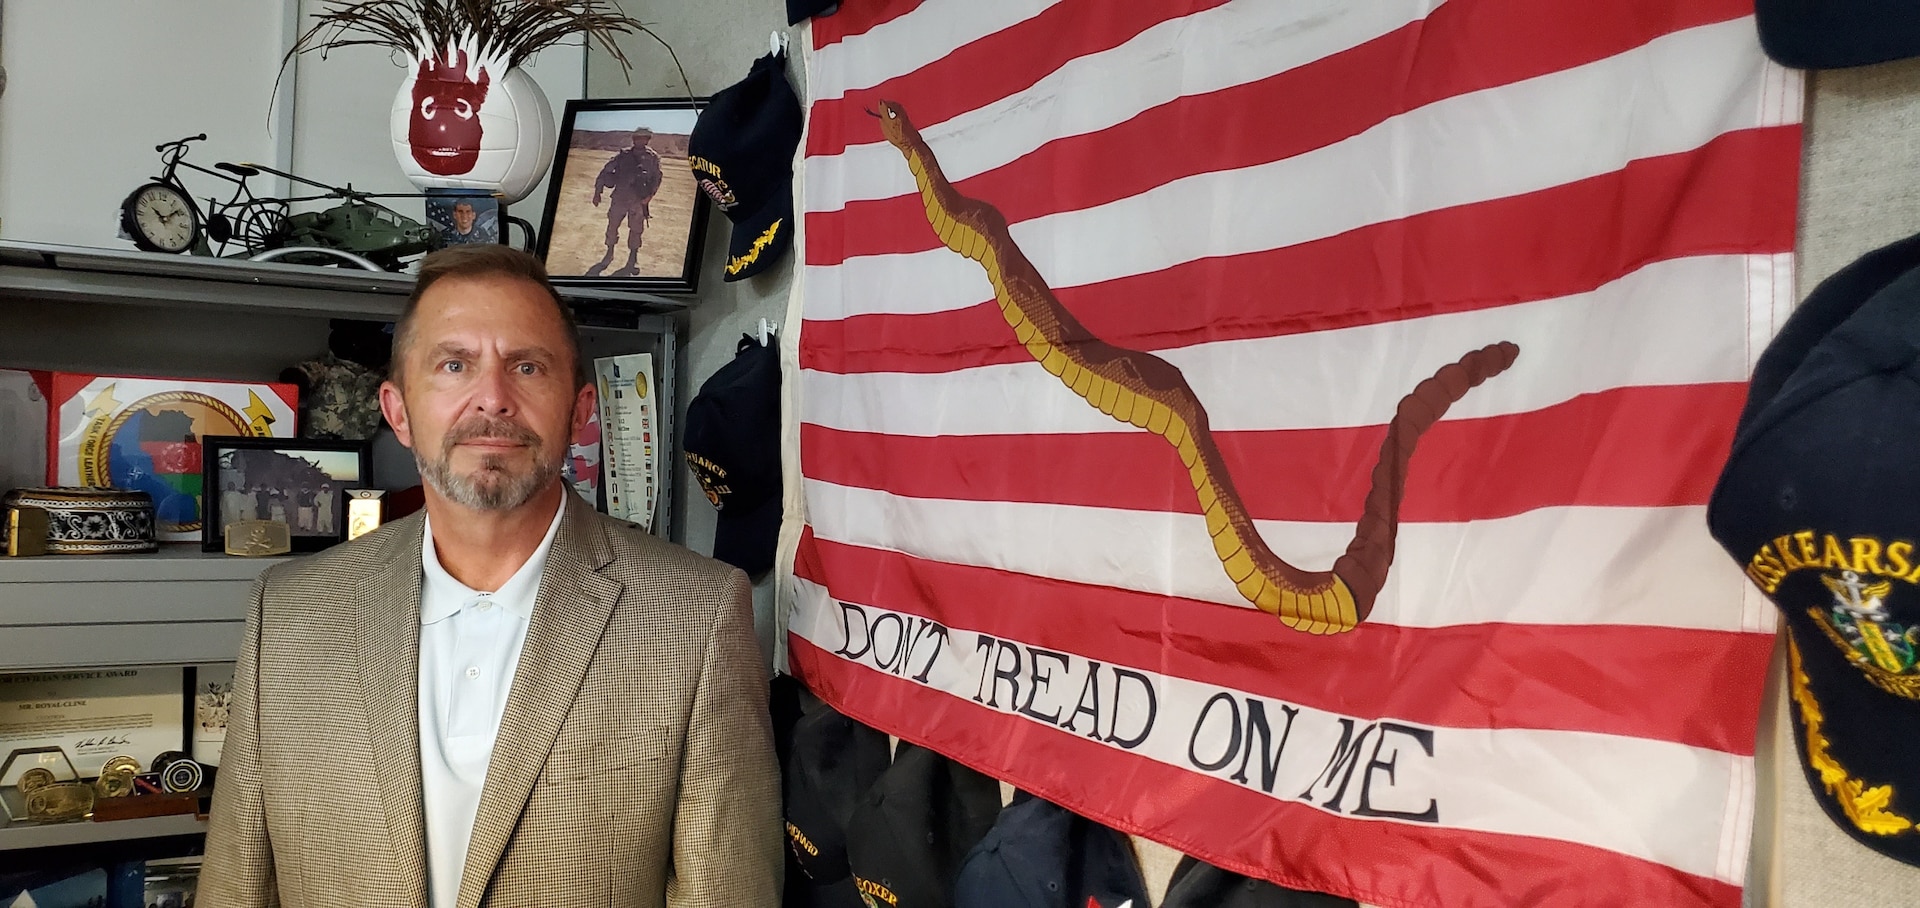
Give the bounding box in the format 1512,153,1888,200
442,417,542,450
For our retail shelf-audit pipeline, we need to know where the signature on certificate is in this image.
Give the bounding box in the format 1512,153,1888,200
75,733,134,748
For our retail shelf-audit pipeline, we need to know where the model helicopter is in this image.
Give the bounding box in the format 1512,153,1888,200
241,163,437,271
120,134,437,271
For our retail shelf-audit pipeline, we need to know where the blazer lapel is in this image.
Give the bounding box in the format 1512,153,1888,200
456,496,622,908
355,513,431,906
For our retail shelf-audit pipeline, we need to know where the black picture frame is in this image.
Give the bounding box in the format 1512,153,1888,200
536,97,710,294
199,435,372,554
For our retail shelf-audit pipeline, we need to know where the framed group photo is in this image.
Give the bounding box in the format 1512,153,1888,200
200,436,372,553
537,97,710,293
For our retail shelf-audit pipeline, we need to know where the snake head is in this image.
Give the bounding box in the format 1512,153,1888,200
869,99,914,147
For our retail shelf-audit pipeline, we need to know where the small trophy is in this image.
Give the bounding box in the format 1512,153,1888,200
346,489,386,541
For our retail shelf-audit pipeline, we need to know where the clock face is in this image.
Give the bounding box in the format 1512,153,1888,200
130,185,196,253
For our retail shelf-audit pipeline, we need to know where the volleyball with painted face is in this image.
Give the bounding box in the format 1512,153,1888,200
389,53,556,204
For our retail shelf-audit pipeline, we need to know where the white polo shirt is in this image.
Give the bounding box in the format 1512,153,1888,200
417,501,565,908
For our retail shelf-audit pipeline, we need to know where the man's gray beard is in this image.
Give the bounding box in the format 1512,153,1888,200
415,445,559,512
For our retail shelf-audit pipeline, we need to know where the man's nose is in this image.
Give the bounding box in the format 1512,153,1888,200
470,364,516,415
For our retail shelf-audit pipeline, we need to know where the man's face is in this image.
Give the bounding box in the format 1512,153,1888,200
632,132,651,150
379,276,594,514
452,203,476,234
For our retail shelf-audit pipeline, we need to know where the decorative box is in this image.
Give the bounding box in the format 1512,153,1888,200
45,373,298,542
2,487,157,554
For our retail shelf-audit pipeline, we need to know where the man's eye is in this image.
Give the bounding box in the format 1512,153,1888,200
441,360,463,373
516,363,540,375
454,99,475,120
419,97,437,119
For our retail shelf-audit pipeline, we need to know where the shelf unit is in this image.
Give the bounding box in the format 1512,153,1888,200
1,812,207,851
0,240,689,851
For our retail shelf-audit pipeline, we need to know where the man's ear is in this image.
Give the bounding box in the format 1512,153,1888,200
379,380,414,449
571,380,597,439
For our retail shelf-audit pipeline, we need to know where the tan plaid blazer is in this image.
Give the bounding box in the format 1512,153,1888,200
198,494,781,908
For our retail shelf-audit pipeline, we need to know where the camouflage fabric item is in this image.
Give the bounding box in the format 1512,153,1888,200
292,354,383,441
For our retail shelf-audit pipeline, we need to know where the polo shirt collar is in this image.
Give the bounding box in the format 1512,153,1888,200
419,495,568,625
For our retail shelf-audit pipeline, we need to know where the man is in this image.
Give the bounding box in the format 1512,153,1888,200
314,482,336,535
199,245,780,907
442,199,498,247
221,479,249,531
586,128,664,278
295,483,317,532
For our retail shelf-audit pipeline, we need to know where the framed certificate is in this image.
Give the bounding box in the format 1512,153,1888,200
594,353,661,531
0,668,186,776
190,664,233,767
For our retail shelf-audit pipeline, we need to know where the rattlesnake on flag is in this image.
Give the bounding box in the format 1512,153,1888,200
871,99,1519,635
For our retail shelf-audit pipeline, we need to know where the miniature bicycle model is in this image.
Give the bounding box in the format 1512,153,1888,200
119,134,289,258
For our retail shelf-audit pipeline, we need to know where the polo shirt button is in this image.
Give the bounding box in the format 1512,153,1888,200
466,666,480,679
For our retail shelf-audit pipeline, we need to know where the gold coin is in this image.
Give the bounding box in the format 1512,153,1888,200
94,768,135,799
101,756,140,777
18,767,55,794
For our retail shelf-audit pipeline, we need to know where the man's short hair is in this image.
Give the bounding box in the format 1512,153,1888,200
633,128,653,140
391,245,588,389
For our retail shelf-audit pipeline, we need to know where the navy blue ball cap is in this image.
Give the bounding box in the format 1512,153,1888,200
785,700,893,887
1741,232,1920,430
845,742,1003,908
688,50,802,282
1709,229,1920,865
953,795,1147,908
1757,0,1920,69
1161,856,1356,908
683,334,782,576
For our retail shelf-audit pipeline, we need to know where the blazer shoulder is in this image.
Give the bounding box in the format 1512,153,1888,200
593,512,747,594
258,511,420,592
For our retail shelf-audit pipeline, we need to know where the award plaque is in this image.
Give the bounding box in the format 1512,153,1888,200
346,489,385,541
45,372,299,542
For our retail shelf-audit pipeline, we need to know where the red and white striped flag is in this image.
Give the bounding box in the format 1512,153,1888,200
787,2,1802,905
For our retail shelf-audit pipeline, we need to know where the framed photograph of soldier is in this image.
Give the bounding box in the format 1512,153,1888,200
536,97,711,293
198,435,372,553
